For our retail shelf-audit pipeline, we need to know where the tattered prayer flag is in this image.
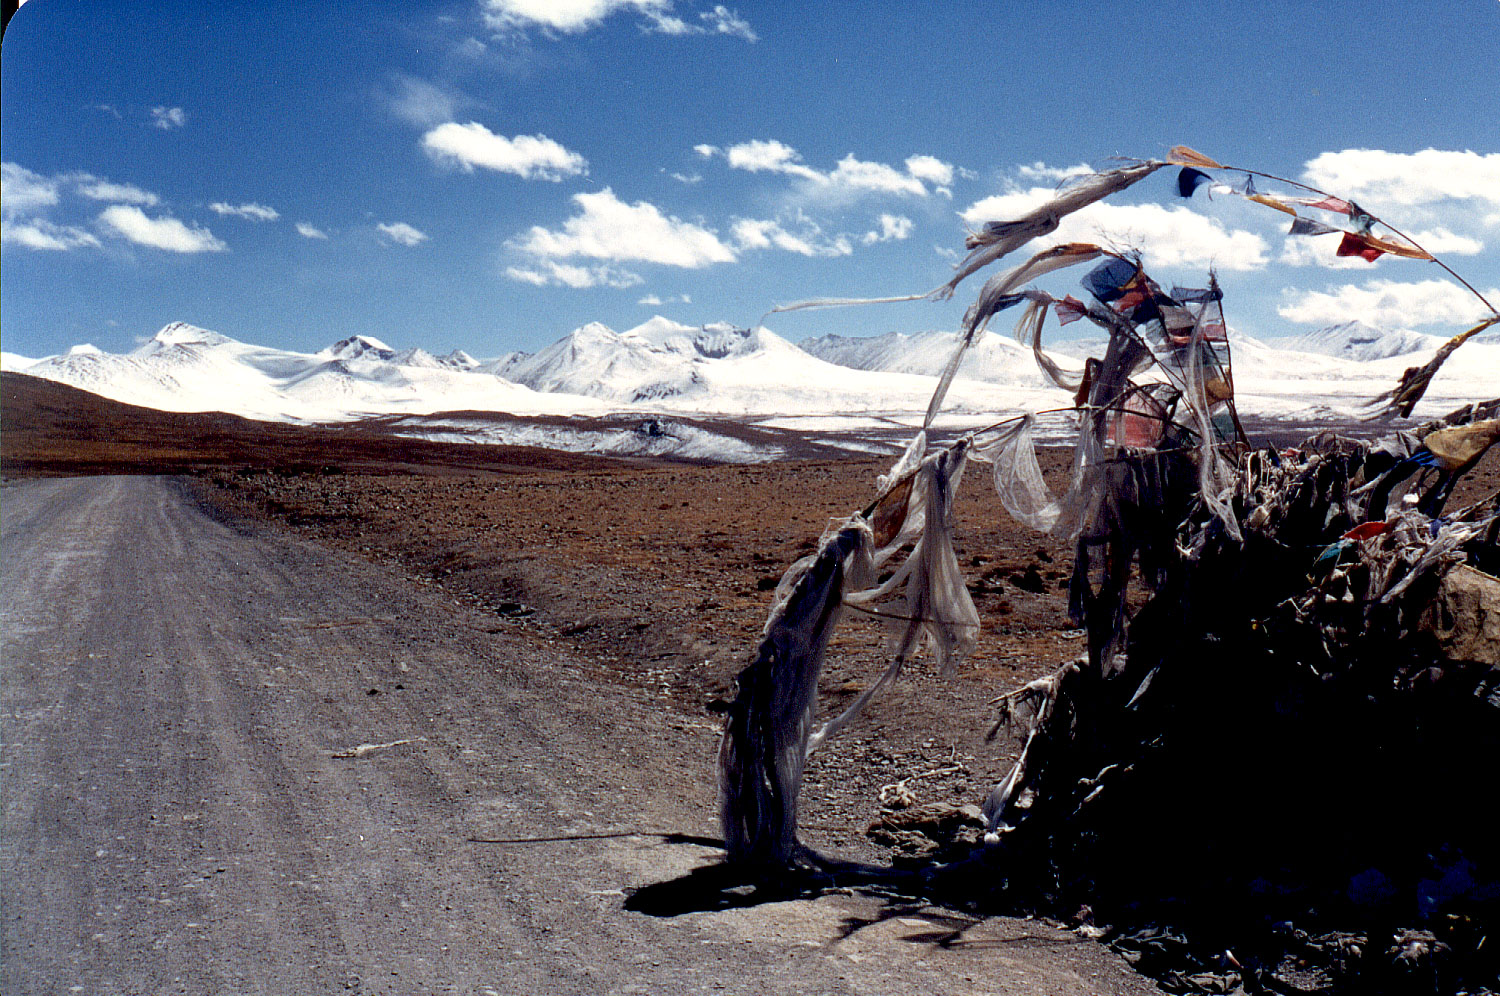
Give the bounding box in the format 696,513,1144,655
1177,167,1213,198
1362,234,1435,261
1342,521,1391,542
1247,193,1298,216
988,292,1030,314
1291,194,1353,215
1104,385,1168,449
1167,145,1223,169
1083,257,1140,304
1055,295,1087,325
1289,216,1341,237
1346,202,1375,236
1337,232,1384,262
1170,285,1223,305
1161,304,1198,345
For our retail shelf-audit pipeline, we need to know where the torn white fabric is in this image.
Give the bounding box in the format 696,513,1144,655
926,244,1105,428
807,441,981,754
718,518,874,866
941,162,1163,299
973,415,1063,532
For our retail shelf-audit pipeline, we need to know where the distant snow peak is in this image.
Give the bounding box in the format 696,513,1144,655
621,314,697,346
135,322,234,355
1284,321,1438,362
324,334,396,361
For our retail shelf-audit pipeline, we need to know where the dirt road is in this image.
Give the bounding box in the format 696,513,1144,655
2,475,1154,996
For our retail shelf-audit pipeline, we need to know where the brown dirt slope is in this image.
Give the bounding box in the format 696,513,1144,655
1,372,632,477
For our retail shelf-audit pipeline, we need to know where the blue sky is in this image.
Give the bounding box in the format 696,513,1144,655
3,0,1498,360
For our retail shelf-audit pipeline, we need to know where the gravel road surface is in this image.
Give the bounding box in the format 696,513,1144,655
2,475,1155,995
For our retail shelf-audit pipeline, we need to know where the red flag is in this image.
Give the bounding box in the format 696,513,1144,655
1054,295,1087,325
1342,521,1390,541
1336,232,1384,262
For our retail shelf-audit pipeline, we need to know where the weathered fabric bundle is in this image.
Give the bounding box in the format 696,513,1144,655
717,519,873,868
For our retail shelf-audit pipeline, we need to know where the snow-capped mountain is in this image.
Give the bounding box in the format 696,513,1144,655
323,334,396,362
6,315,1497,432
800,329,1068,388
12,322,607,422
1282,321,1440,362
495,316,1022,413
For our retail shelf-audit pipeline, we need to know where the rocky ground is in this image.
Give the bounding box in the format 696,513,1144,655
196,449,1088,867
9,371,1496,993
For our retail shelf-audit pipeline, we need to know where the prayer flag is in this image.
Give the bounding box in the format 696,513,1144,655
1247,193,1298,216
1346,202,1375,236
1177,167,1213,198
1290,194,1353,215
1166,145,1223,169
1289,217,1341,237
1336,232,1384,262
1083,257,1140,304
1054,295,1088,325
1342,521,1391,542
1170,285,1223,304
1362,234,1434,261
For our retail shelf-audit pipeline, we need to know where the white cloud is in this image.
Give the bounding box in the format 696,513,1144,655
1277,278,1500,328
905,154,954,195
638,293,663,305
827,154,926,196
862,213,913,244
482,0,665,33
1301,149,1500,211
150,106,186,130
699,5,756,40
99,205,226,252
960,186,1269,272
505,260,642,288
2,219,101,251
724,139,821,181
1405,227,1483,255
73,176,159,206
712,140,953,199
731,217,851,257
455,36,488,58
669,171,702,184
1,162,59,217
482,0,755,39
641,10,694,33
385,75,462,128
513,187,735,268
210,201,280,222
377,222,428,246
1016,161,1094,183
296,222,329,239
422,122,588,181
637,292,691,305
